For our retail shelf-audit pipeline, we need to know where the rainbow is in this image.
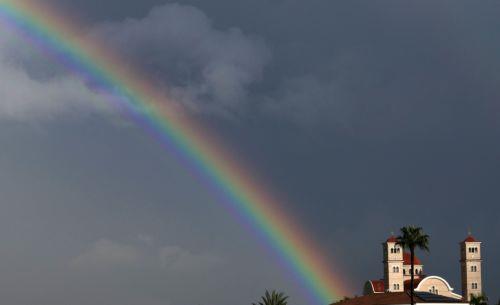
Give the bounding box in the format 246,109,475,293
0,1,351,303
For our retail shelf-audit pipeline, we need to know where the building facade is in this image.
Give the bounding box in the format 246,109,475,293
460,235,483,301
363,234,483,301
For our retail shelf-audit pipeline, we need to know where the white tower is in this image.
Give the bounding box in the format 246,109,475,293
460,233,482,301
383,235,404,292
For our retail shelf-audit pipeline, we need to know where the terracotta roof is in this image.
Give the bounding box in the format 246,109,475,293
331,292,416,305
331,292,464,305
404,278,423,290
403,252,422,265
369,280,385,293
463,235,477,242
386,236,398,243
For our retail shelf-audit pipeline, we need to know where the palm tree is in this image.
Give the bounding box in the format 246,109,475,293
396,226,429,305
470,294,488,305
253,290,289,305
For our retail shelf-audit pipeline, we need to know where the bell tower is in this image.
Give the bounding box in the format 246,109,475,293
460,233,482,301
383,235,404,292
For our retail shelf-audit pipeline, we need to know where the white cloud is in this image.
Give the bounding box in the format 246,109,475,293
70,239,141,268
69,238,220,274
158,245,221,272
136,234,154,245
0,30,109,120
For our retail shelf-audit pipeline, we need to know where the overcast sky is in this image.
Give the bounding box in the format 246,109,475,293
0,1,498,305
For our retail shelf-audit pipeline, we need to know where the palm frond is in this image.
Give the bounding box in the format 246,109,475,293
253,290,288,305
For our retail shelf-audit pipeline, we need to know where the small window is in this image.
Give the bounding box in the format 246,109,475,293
430,286,437,294
403,269,406,275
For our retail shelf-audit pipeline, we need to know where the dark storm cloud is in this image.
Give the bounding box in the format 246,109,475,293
89,3,270,116
0,2,270,119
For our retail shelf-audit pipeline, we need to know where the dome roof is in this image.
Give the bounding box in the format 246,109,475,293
404,278,423,290
368,279,385,293
386,235,398,242
403,252,422,265
463,235,478,242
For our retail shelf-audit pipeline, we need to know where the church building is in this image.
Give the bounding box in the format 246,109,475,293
363,234,482,301
331,233,483,305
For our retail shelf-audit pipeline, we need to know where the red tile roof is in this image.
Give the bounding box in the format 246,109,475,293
404,278,423,291
403,252,422,265
386,236,398,243
463,235,477,242
332,292,415,305
369,280,385,293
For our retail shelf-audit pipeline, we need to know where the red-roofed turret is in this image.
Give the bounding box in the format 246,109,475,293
460,231,482,300
386,235,398,243
463,235,477,243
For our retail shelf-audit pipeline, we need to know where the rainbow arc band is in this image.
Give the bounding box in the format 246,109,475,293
0,1,351,303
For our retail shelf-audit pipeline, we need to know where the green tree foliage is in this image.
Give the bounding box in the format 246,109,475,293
470,294,488,305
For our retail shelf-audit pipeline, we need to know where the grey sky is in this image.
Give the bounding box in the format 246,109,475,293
0,1,498,305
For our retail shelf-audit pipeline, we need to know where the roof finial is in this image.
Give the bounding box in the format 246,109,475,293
390,231,394,236
467,227,472,236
